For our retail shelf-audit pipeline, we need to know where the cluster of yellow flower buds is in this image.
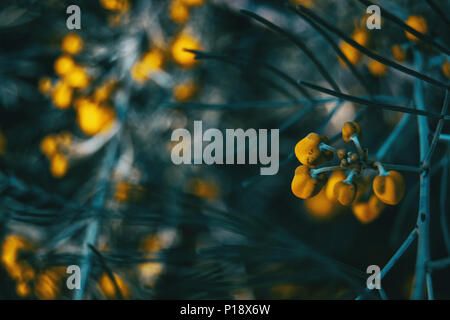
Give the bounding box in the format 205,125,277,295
40,132,72,178
0,234,66,299
292,121,406,224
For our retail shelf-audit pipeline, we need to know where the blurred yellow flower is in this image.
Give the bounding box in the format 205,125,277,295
304,188,340,220
174,81,198,101
392,45,407,62
64,66,90,88
54,55,75,76
1,235,35,283
51,81,73,109
170,0,190,24
76,101,115,135
185,178,219,200
142,49,164,71
181,0,205,6
16,281,31,297
405,15,427,41
368,59,387,77
171,34,201,67
40,135,58,158
94,80,116,103
50,153,68,178
98,273,131,299
62,33,83,55
289,0,314,8
100,0,130,11
34,268,64,300
338,29,369,67
114,182,146,202
38,77,52,94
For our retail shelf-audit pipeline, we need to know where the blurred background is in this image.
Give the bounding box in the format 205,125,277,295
0,0,449,299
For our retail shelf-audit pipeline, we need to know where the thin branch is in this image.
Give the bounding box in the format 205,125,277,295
376,114,412,160
357,0,450,55
357,228,418,299
297,80,445,119
240,9,341,92
425,0,450,26
412,51,431,300
295,4,449,89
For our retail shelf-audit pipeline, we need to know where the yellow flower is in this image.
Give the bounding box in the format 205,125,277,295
405,15,427,41
40,135,58,158
1,235,35,283
294,133,333,167
289,0,314,8
131,61,149,83
64,66,90,89
174,81,198,101
142,49,164,71
38,77,52,94
392,45,407,62
16,281,31,297
291,165,326,199
114,182,146,202
333,180,357,206
54,55,75,76
34,268,64,300
324,170,346,201
170,0,190,24
338,29,368,67
304,188,340,220
352,195,385,224
368,59,387,77
100,0,130,11
185,178,219,200
342,121,361,142
94,80,116,103
443,60,450,78
51,81,73,109
50,153,68,178
171,34,201,67
62,33,83,55
76,101,115,135
181,0,205,6
373,170,405,205
98,273,131,299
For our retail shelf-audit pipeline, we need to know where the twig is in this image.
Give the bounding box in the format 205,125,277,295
412,51,431,300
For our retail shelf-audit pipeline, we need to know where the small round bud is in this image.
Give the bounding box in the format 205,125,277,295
342,121,362,142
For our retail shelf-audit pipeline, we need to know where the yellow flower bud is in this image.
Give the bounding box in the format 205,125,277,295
405,15,427,41
325,170,346,201
174,81,198,101
54,55,75,76
342,121,361,142
373,170,405,205
51,81,73,109
170,0,190,24
352,201,379,224
76,101,115,136
171,34,201,67
333,180,357,206
98,273,131,299
50,153,68,178
368,59,387,77
392,45,407,62
181,0,205,6
291,165,326,199
62,33,83,55
38,77,52,94
64,66,89,89
40,135,58,158
1,235,35,283
368,194,386,215
304,188,340,220
294,133,333,167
